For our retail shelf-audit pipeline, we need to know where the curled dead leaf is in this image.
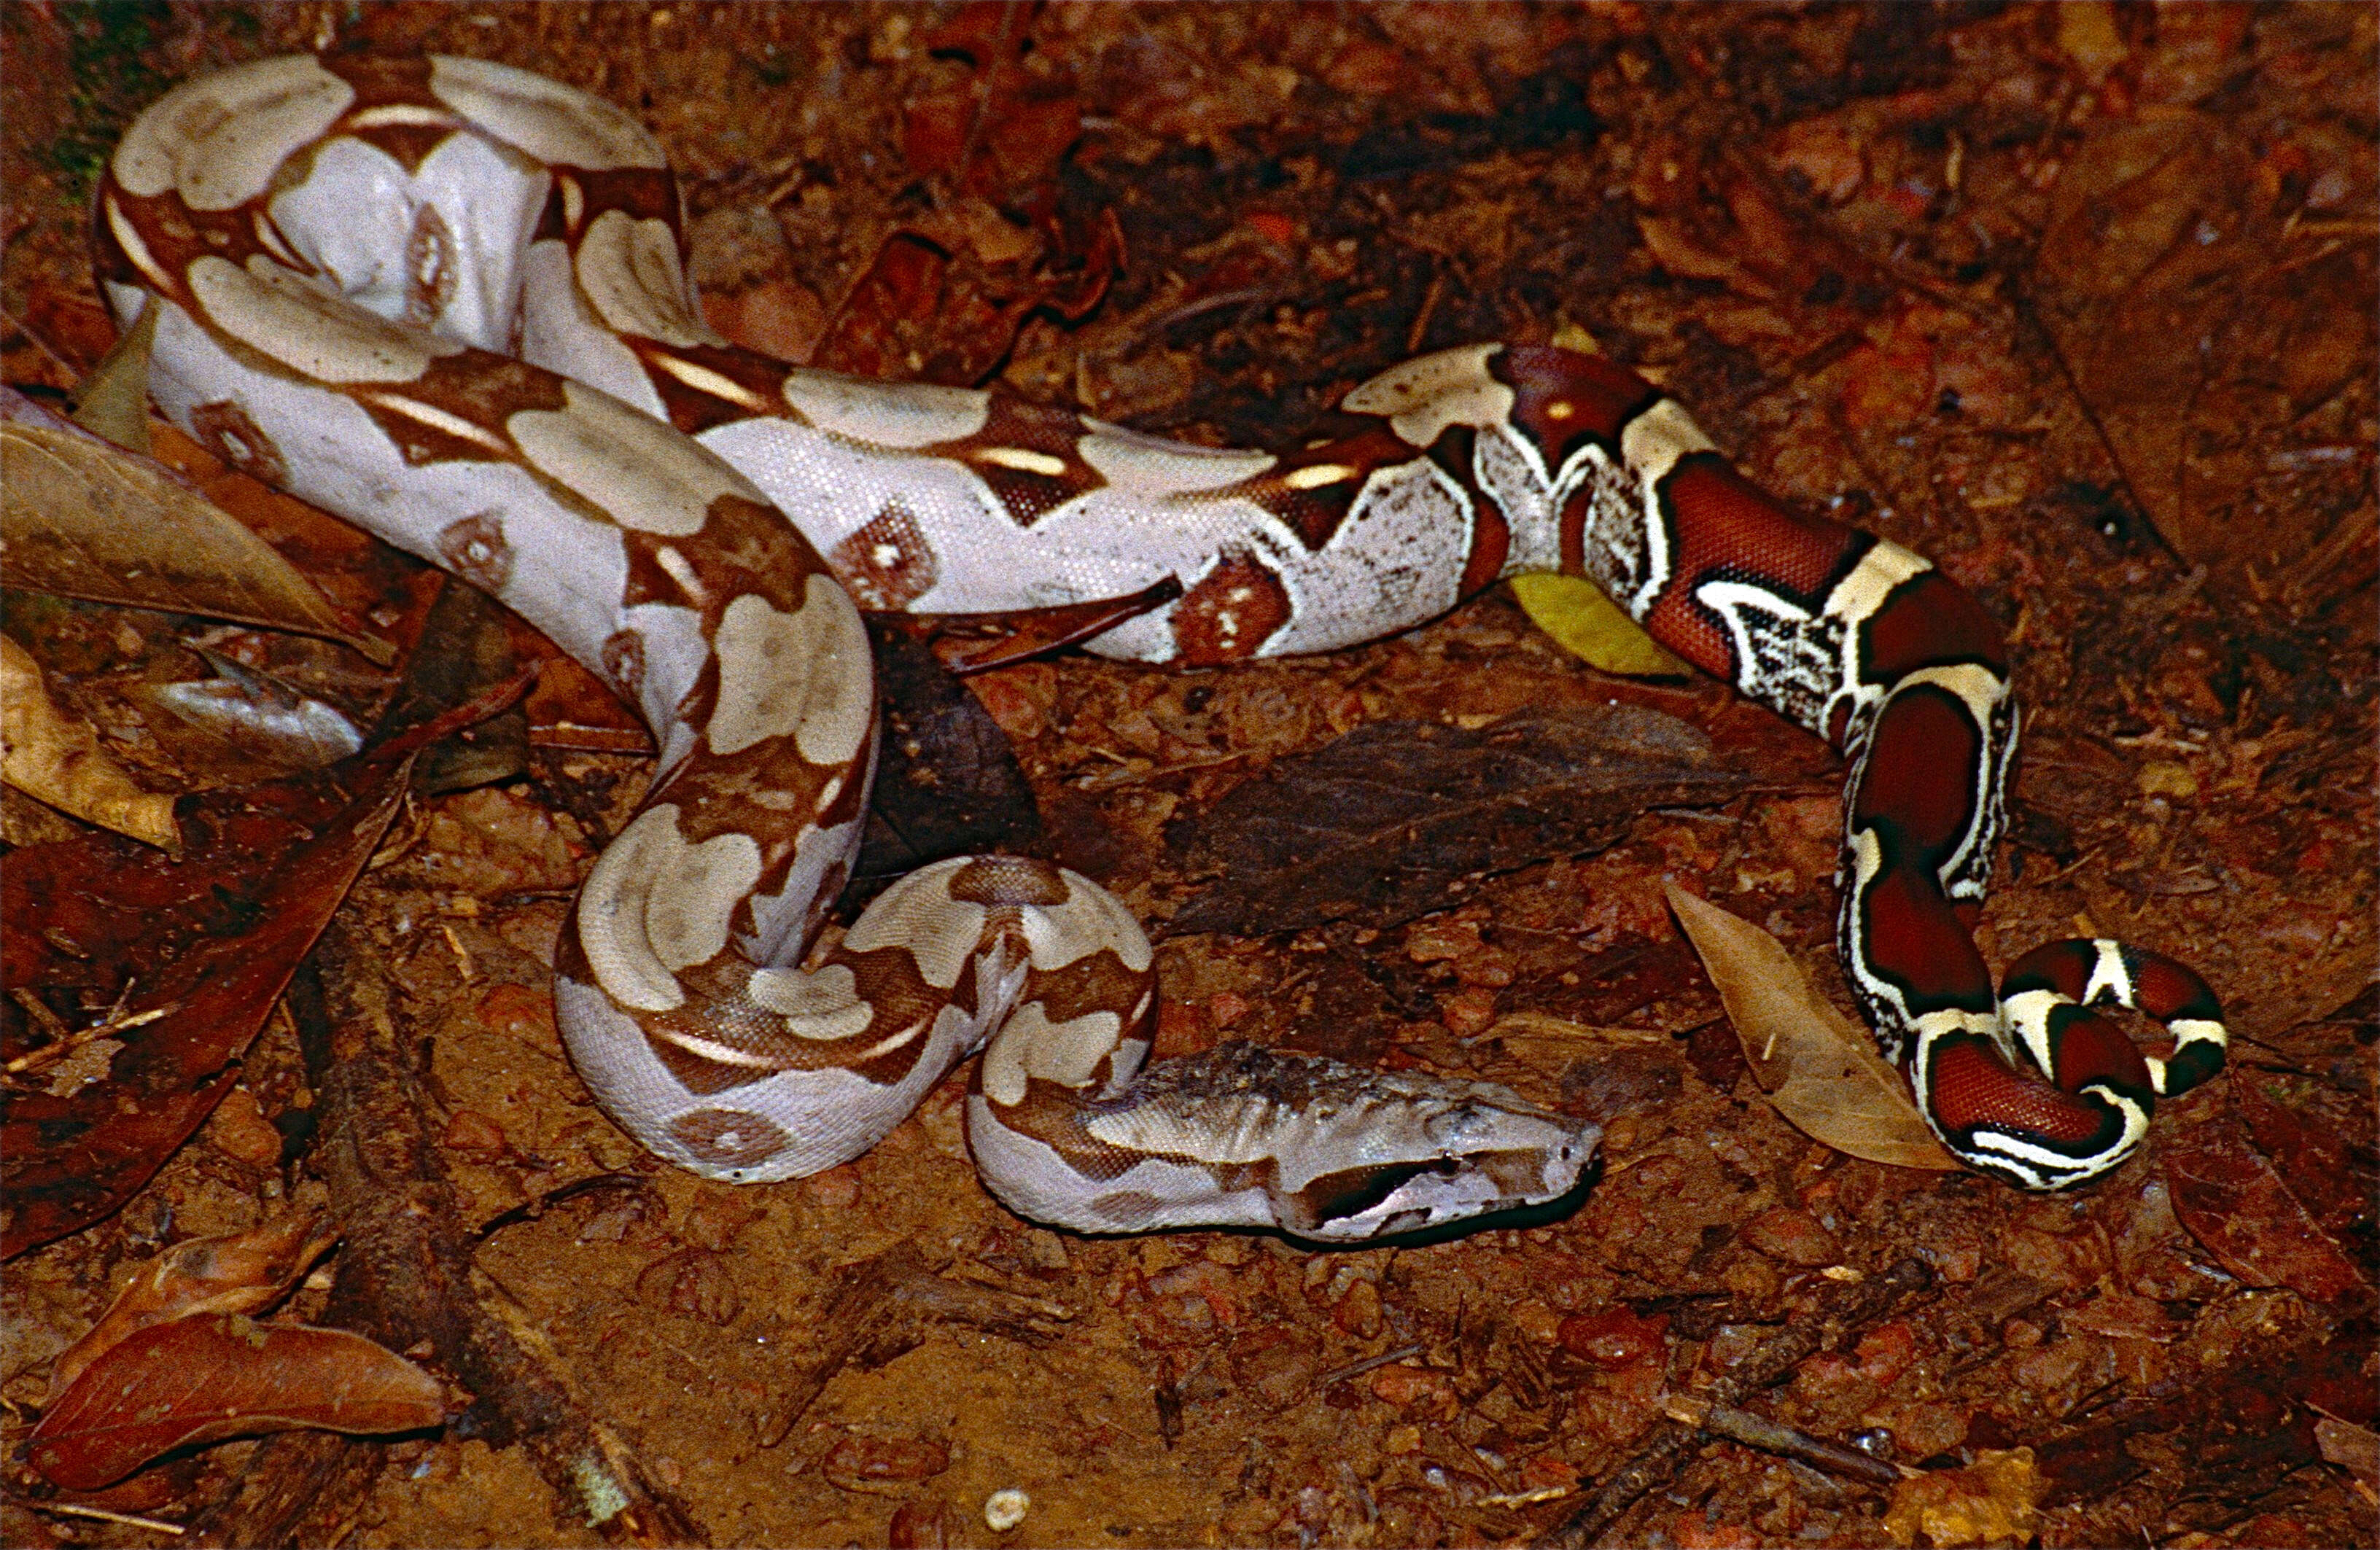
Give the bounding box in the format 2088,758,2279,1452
1664,884,1959,1172
66,298,158,455
47,1210,338,1401
1,386,383,659
0,634,178,849
2161,1110,2371,1304
138,652,365,776
28,1314,446,1490
1,675,529,1258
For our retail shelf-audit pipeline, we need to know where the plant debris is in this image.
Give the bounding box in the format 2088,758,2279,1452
1,5,2369,1547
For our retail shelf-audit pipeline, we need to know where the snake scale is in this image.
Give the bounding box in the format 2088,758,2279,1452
95,53,2228,1229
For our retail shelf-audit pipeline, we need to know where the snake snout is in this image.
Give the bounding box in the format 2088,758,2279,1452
1286,1112,1602,1242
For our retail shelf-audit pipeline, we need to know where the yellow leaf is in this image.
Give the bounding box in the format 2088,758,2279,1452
1885,1448,2043,1548
2056,2,2128,82
1664,884,1960,1172
1511,573,1691,677
1550,322,1601,355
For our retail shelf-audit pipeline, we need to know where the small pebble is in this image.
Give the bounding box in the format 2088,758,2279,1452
984,1488,1030,1533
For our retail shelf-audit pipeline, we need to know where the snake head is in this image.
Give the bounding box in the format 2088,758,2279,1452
1261,1067,1601,1242
980,1043,1599,1242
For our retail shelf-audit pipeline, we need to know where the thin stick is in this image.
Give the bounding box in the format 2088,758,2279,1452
1662,1394,1910,1485
4,1001,174,1075
1316,1342,1428,1389
36,1503,186,1535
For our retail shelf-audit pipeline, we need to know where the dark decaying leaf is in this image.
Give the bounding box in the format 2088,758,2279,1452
814,208,1121,390
910,575,1183,675
850,618,1042,892
2026,1314,2371,1508
375,576,529,795
0,385,385,660
27,1313,446,1490
1165,705,1748,937
2028,112,2374,589
0,677,526,1259
47,1210,337,1401
1666,884,1959,1172
2229,1070,2373,1247
2162,1107,2371,1305
811,2,1113,385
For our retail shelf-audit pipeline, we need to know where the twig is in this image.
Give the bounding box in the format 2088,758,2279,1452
1404,262,1445,357
34,1502,186,1535
1316,1342,1428,1390
1932,1268,2051,1378
187,928,711,1549
1536,1257,1933,1549
750,1240,1073,1449
944,0,1022,193
470,1173,657,1246
1661,1393,1910,1486
0,300,92,381
4,994,174,1075
184,1428,383,1550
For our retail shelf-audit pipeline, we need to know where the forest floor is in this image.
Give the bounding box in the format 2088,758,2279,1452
4,4,2373,1548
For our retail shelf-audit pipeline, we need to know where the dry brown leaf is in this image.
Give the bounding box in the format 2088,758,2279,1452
1172,707,1746,935
47,1210,337,1402
0,386,381,658
66,299,158,455
2315,1416,2378,1484
1664,884,1960,1172
1,674,528,1258
26,1314,446,1491
0,634,178,849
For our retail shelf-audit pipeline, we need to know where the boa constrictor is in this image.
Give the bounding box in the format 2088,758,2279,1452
98,54,2225,1212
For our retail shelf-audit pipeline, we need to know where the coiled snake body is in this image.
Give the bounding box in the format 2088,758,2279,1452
97,55,2225,1221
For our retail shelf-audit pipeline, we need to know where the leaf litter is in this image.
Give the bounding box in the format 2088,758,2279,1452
0,5,2371,1548
44,1210,338,1401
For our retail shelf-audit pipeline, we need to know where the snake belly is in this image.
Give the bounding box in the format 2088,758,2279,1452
98,53,2223,1210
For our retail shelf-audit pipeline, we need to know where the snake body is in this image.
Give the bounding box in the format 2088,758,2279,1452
98,54,2225,1215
